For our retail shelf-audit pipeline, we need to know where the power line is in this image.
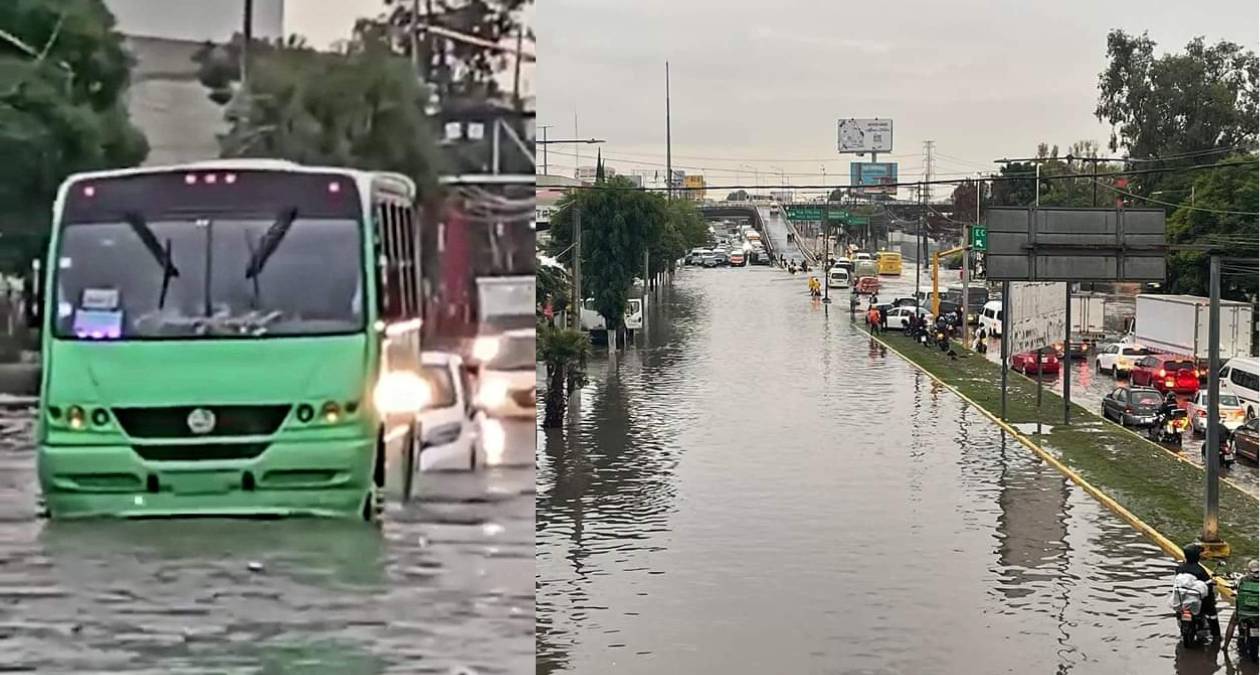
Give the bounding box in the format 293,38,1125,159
1092,179,1259,216
565,158,1256,192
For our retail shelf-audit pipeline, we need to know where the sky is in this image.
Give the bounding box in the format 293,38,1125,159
536,0,1259,199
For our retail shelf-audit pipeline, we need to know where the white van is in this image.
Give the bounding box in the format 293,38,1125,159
827,268,851,289
1220,357,1259,420
978,300,1003,337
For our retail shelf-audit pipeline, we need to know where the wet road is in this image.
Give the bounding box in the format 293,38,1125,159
0,409,534,674
881,268,1259,497
536,265,1256,674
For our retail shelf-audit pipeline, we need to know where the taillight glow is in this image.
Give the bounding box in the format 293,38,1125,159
1158,369,1166,377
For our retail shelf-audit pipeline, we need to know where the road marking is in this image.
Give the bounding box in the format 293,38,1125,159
859,324,1238,599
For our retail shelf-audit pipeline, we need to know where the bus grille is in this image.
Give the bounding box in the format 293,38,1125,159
112,405,291,438
131,443,270,462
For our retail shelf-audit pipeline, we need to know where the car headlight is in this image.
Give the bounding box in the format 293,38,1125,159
373,371,431,414
481,417,506,464
473,336,500,362
423,421,462,447
478,380,509,408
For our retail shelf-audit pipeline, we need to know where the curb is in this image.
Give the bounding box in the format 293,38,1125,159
858,323,1237,599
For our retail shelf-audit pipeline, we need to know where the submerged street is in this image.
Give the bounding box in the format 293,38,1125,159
0,409,534,673
536,265,1254,674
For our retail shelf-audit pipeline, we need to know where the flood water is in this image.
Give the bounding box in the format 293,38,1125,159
0,409,534,674
536,265,1256,674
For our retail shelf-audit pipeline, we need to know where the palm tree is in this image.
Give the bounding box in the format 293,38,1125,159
538,323,590,427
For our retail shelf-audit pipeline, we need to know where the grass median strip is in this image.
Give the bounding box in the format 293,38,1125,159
875,329,1258,573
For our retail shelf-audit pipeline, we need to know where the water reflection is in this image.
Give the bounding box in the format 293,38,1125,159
537,267,1250,674
0,406,533,674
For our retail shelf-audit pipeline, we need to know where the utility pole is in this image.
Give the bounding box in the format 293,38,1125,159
573,207,582,331
915,181,923,302
1202,255,1228,557
410,0,421,75
822,201,831,304
539,126,550,175
665,61,673,200
922,140,935,202
241,0,253,90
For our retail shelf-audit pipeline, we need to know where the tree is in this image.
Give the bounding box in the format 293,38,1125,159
594,148,604,183
193,27,442,197
0,0,148,271
828,187,846,202
372,0,533,105
949,179,986,222
990,161,1037,206
538,322,589,428
547,176,665,330
1165,154,1258,300
536,262,570,316
1097,31,1258,160
1096,31,1258,194
726,189,749,201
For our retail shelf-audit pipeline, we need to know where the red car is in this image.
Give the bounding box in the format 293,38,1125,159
1011,351,1061,375
1130,354,1199,394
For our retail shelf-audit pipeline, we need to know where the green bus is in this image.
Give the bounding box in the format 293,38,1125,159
32,160,430,520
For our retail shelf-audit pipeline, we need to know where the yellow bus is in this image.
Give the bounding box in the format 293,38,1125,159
876,251,903,276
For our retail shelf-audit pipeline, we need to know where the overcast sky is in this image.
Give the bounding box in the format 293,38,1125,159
537,0,1258,198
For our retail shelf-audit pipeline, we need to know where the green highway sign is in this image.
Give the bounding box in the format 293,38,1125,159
785,205,869,226
970,224,988,251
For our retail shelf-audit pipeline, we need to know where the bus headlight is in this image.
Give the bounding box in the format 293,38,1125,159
320,401,341,423
373,372,431,415
473,336,501,362
67,405,86,430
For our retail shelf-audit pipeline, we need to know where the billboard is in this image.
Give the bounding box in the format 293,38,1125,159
1007,282,1067,356
850,162,898,195
985,207,1166,281
837,118,893,153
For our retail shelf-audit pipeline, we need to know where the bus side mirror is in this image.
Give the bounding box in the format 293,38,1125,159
23,259,41,329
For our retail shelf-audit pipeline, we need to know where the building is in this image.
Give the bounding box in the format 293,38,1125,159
682,174,706,201
536,174,581,244
575,164,618,185
104,0,285,166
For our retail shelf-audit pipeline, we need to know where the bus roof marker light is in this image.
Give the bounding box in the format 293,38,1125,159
82,185,96,197
185,174,197,185
224,173,237,184
328,181,341,194
205,173,218,184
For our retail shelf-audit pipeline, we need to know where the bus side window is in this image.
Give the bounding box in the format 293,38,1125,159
377,201,404,320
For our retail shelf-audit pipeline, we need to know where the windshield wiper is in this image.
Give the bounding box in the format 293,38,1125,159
124,212,179,309
245,207,298,281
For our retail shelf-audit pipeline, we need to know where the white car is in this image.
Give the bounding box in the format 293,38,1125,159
1185,390,1247,435
886,305,931,331
1094,343,1153,378
854,252,872,262
417,352,481,471
475,328,536,419
827,268,850,289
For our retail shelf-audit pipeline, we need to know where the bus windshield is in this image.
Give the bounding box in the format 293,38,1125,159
54,217,363,339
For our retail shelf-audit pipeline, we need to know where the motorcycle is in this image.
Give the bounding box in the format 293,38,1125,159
1201,426,1235,468
1172,573,1214,647
1232,571,1260,662
1149,408,1189,448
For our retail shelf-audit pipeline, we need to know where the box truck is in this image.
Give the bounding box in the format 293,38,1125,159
1133,294,1255,361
